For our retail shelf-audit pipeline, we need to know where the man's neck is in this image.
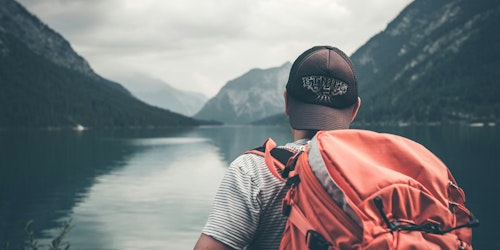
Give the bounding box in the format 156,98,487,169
292,129,318,141
292,127,350,141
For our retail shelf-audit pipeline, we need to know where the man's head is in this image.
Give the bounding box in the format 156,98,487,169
285,45,360,131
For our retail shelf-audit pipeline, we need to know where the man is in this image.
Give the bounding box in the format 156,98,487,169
194,45,361,250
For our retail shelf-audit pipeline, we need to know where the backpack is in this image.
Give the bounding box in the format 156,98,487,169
247,129,478,250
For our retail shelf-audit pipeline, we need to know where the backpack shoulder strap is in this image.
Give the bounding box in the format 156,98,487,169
245,138,296,181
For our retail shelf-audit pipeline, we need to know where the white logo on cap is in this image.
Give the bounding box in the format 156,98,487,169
302,76,348,102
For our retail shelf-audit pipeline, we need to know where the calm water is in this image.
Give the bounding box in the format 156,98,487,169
0,125,498,249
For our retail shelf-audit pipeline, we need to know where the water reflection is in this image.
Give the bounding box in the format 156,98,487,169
0,129,136,248
65,135,227,249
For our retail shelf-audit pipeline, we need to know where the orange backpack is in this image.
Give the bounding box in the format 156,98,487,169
248,129,478,250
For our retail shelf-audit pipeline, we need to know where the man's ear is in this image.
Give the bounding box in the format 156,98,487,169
350,97,361,122
284,91,289,115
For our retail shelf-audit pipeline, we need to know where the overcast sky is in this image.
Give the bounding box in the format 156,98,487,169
18,0,412,98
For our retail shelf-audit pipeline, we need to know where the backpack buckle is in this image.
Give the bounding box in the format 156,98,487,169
282,203,292,216
305,230,331,250
285,175,301,186
281,151,302,178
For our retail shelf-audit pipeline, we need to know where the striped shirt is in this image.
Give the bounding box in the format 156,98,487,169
202,139,308,249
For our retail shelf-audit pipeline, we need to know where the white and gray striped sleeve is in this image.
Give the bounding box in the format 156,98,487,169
202,154,264,249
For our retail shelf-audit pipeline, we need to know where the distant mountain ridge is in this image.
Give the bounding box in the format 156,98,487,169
194,62,291,124
117,74,208,117
0,0,203,129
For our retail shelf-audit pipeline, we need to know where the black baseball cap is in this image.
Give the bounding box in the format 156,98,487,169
286,46,358,130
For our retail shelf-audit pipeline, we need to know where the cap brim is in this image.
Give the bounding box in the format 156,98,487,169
288,96,353,131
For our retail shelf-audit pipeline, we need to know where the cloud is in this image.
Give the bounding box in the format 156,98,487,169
17,0,412,97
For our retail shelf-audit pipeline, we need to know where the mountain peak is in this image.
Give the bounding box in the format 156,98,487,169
194,62,292,124
1,0,97,80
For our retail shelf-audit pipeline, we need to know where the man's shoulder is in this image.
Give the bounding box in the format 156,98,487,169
234,140,306,162
228,140,306,178
281,139,309,152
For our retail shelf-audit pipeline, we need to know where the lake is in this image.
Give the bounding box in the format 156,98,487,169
0,125,498,249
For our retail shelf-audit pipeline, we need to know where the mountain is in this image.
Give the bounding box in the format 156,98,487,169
0,0,202,129
194,62,291,124
116,74,208,117
350,0,500,125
